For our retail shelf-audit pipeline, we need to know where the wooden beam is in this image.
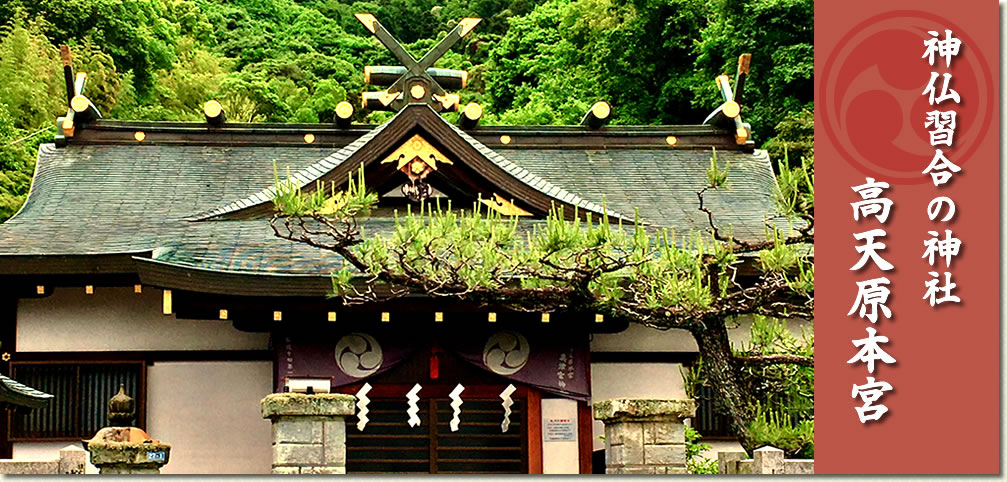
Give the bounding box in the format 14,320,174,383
580,101,611,129
70,94,101,122
365,66,468,90
458,102,482,129
362,91,401,112
335,101,354,128
734,53,752,105
702,100,741,128
203,100,226,126
59,45,74,106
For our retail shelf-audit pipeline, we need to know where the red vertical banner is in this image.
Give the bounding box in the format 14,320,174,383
815,2,998,475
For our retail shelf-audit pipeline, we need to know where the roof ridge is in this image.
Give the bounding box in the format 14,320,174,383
185,112,401,221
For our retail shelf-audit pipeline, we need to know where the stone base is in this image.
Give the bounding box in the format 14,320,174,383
263,393,356,475
85,427,171,474
595,398,695,475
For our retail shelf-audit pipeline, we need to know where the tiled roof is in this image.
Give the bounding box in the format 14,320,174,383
0,374,53,409
0,114,791,277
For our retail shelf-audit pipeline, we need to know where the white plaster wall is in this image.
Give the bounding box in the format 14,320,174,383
146,361,272,474
12,442,98,474
591,324,697,352
589,363,688,452
591,316,813,353
17,287,269,351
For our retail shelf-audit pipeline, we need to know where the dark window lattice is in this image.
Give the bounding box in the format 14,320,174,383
692,385,732,438
9,362,144,440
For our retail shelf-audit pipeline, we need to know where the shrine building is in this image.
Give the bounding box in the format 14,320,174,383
0,14,807,474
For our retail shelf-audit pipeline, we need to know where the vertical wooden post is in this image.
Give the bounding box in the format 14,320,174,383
0,296,13,458
577,401,593,474
527,388,543,474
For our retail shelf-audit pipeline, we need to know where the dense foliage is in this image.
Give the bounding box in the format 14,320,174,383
0,0,812,220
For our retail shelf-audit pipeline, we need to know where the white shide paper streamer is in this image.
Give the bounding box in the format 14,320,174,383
449,383,465,432
499,384,517,433
355,382,372,431
406,383,422,427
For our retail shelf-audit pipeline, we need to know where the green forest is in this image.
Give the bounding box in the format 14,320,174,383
0,0,812,221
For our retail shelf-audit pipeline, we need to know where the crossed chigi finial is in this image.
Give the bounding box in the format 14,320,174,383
703,53,753,145
56,45,102,140
356,13,480,113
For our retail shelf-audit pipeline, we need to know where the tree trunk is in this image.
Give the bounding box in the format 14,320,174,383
689,318,756,452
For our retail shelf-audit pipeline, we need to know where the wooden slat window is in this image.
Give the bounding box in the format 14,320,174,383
692,385,731,438
9,361,145,441
347,398,525,474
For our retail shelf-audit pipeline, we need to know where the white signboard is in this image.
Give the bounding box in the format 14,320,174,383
544,418,577,442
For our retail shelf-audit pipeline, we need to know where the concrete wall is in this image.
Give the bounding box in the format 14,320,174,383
146,361,273,474
17,287,268,351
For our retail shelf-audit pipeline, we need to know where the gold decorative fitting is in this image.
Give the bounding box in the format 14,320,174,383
134,284,142,293
435,312,444,322
1,353,10,362
336,101,354,119
355,13,378,33
69,96,89,115
591,101,611,119
488,312,497,322
381,312,390,322
36,285,44,295
274,311,283,321
499,135,512,145
62,118,75,135
595,314,604,323
134,131,146,142
459,18,482,38
481,194,531,217
304,133,315,144
219,309,228,320
410,84,426,100
203,100,222,117
735,128,749,145
328,312,337,322
379,91,401,106
716,74,731,88
432,93,460,111
85,285,93,295
665,136,678,146
363,66,372,84
541,313,550,323
723,100,740,118
461,70,469,89
162,290,172,315
383,134,452,172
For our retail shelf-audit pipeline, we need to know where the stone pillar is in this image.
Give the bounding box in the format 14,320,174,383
84,387,170,474
85,427,171,474
593,398,696,475
752,446,785,474
58,445,87,474
261,393,356,475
